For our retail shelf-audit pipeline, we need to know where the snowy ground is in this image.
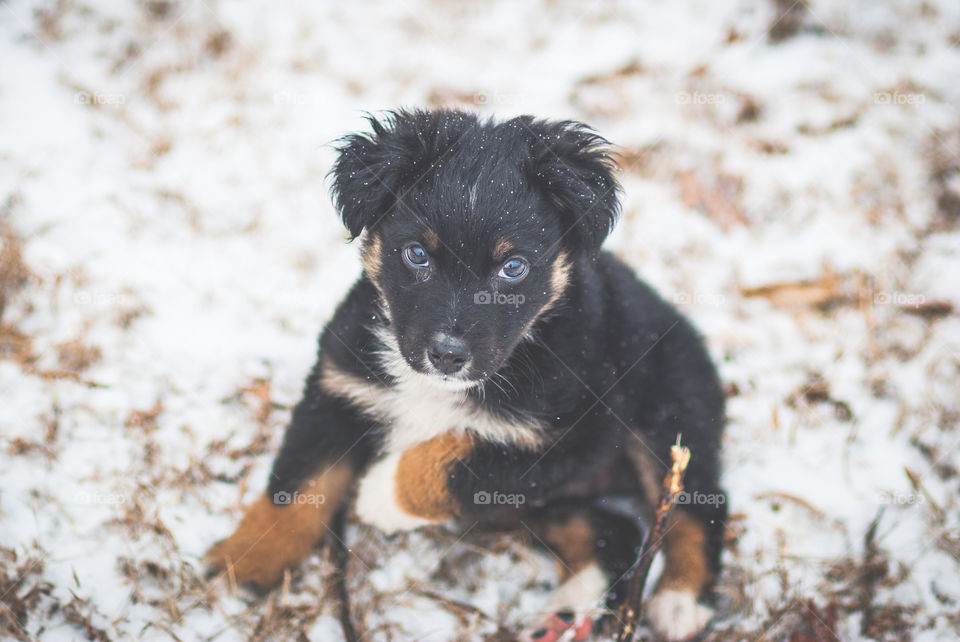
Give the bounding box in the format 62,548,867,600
1,1,959,640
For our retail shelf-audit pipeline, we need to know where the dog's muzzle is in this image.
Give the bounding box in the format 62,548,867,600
426,333,471,375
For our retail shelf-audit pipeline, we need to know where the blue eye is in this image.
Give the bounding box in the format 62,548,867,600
498,257,529,281
403,244,430,268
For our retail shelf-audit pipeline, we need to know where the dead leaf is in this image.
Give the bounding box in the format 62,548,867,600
677,170,749,230
739,267,852,308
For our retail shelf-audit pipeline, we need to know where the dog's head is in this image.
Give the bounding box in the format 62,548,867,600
330,109,620,389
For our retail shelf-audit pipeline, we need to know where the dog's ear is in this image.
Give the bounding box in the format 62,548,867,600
329,110,477,239
522,118,621,254
329,114,406,239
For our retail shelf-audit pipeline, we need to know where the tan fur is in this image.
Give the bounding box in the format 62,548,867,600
422,227,440,252
205,464,353,588
549,251,572,301
394,432,473,521
543,514,597,578
493,238,515,262
361,234,383,280
657,509,711,594
625,437,666,508
520,252,573,339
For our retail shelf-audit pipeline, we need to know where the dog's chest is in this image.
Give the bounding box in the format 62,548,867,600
322,366,546,532
373,379,547,453
374,380,482,452
320,365,544,454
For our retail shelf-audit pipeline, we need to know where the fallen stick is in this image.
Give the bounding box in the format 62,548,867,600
616,435,691,642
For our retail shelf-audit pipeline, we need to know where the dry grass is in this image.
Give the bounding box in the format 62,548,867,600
0,547,53,641
1,1,958,640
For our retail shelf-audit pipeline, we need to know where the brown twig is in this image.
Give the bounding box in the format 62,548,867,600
616,435,691,642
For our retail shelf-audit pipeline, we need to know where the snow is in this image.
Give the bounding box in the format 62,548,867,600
1,0,958,640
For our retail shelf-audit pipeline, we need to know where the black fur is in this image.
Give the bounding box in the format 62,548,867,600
271,109,727,599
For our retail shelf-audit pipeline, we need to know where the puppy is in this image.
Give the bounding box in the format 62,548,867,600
207,110,727,641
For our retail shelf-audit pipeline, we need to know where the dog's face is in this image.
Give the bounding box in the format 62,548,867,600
360,188,573,389
330,110,620,389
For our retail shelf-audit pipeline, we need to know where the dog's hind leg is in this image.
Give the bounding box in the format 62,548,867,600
206,357,380,589
628,438,725,640
519,504,644,642
645,509,717,640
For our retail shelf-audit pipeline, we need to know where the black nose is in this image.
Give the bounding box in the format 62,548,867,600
427,334,471,375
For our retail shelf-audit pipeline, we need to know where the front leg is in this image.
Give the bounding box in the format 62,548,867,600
355,432,474,533
206,374,378,589
205,463,354,588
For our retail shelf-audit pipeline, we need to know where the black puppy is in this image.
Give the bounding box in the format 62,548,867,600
208,110,727,641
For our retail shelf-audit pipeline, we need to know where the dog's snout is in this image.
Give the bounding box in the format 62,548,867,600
427,334,471,375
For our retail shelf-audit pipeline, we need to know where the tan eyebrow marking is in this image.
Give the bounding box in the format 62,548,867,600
549,251,572,300
361,233,383,280
422,228,440,252
493,238,514,262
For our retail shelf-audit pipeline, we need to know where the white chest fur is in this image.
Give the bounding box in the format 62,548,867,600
319,352,545,532
319,362,545,455
352,450,434,533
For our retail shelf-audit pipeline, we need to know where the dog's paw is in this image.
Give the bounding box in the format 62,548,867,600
520,610,593,641
646,589,713,641
519,563,605,641
205,534,284,590
205,494,329,589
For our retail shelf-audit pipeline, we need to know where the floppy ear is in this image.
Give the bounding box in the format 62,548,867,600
329,114,407,239
522,118,621,254
329,110,479,239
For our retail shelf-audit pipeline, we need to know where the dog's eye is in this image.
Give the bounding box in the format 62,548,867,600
402,244,430,268
498,257,529,281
